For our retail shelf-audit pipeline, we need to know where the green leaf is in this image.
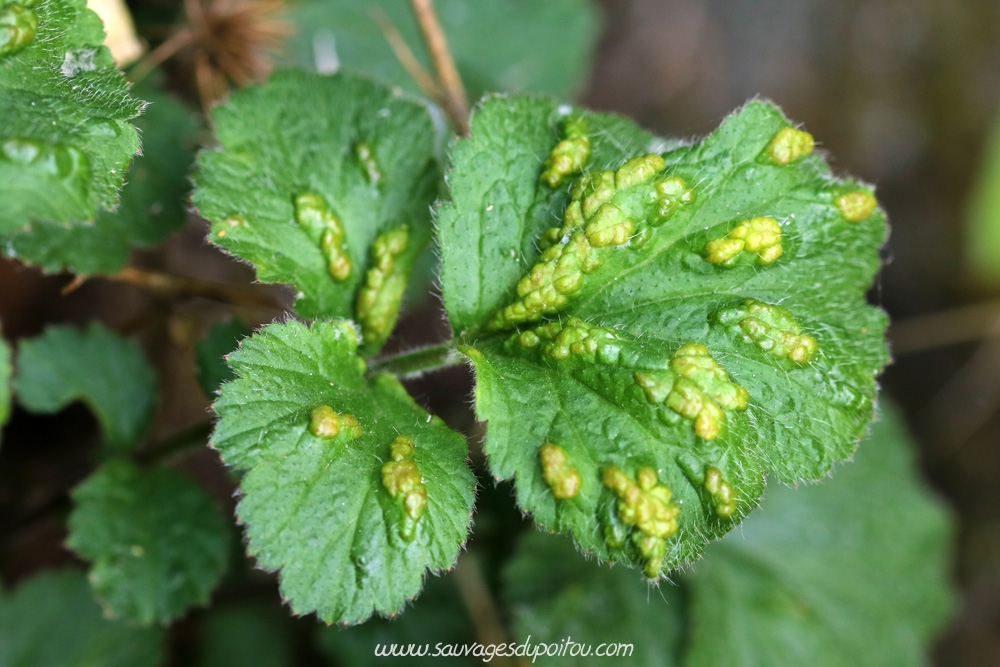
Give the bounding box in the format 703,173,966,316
0,0,143,234
2,86,198,274
442,96,888,579
684,404,955,666
504,531,683,666
287,0,597,100
196,605,294,667
14,323,156,451
965,111,1000,283
315,573,474,666
193,70,439,354
0,569,165,667
211,319,475,624
0,322,10,441
195,318,251,398
66,459,230,625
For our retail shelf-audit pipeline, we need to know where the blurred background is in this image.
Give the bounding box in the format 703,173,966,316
1,0,999,664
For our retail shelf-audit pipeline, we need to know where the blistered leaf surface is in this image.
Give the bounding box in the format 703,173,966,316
0,0,143,234
66,460,230,625
3,87,198,273
440,96,888,578
211,320,475,624
193,71,438,353
14,323,156,451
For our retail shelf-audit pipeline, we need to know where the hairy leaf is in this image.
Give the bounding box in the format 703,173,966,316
66,459,230,625
193,71,439,354
195,318,251,398
441,96,888,579
0,569,164,667
3,86,198,274
504,531,683,666
685,405,955,666
14,323,156,451
211,320,475,624
287,0,597,100
0,0,143,234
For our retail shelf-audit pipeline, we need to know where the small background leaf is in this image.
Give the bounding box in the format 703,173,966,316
196,604,294,667
0,322,10,442
0,0,143,233
212,319,475,624
315,573,475,666
0,569,165,667
14,323,157,452
66,459,230,625
2,85,199,274
193,70,439,351
504,531,683,667
683,404,955,666
287,0,598,100
965,111,1000,283
195,318,251,399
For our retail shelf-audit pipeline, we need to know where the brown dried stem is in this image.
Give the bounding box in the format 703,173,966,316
109,267,284,310
409,0,470,135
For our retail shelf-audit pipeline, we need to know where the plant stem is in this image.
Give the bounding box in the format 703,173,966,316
890,298,1000,354
370,8,446,104
409,0,470,135
107,266,285,310
453,552,519,667
136,421,214,467
367,342,465,379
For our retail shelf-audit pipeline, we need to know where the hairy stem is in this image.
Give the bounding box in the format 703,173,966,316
367,342,465,379
409,0,470,135
453,552,520,667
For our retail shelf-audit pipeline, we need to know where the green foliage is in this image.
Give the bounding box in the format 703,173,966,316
0,570,165,667
14,323,156,451
504,531,684,667
442,96,888,578
0,0,143,235
287,0,597,100
193,71,438,353
195,318,251,398
2,86,198,274
685,404,954,666
196,605,293,667
502,404,953,666
211,320,476,624
965,110,1000,282
66,459,230,625
315,573,475,666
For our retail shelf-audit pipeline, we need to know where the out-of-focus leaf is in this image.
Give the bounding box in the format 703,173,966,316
196,604,294,667
195,318,251,398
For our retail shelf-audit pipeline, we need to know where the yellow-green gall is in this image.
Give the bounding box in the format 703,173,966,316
653,176,695,222
715,298,818,364
540,117,590,188
539,444,582,499
705,216,783,266
634,344,748,440
309,405,363,440
574,170,617,218
584,203,634,248
765,126,814,165
704,466,737,518
835,190,877,223
508,317,620,364
615,154,666,189
381,435,427,541
356,225,410,344
355,142,382,185
602,465,680,578
294,193,351,281
0,3,38,57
